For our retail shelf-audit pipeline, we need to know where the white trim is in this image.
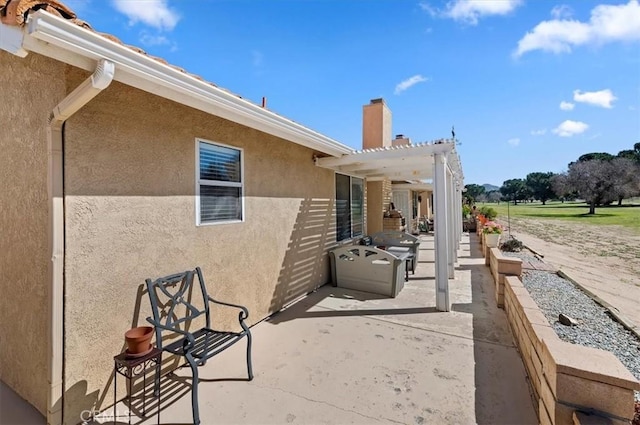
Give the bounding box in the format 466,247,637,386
335,172,364,242
195,138,245,226
315,141,463,186
317,142,454,168
0,22,28,57
22,11,353,158
392,183,433,191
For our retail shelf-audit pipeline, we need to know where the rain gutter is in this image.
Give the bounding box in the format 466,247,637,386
23,10,352,158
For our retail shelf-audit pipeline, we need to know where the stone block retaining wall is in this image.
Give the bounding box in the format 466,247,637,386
483,244,640,424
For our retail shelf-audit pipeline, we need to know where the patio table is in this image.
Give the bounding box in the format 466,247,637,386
383,246,413,281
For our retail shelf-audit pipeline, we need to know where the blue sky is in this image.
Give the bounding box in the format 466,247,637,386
66,0,639,186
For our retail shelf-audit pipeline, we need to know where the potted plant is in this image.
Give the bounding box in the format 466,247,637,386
482,221,503,248
476,214,487,237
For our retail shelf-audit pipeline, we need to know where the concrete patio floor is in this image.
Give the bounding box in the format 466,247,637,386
3,233,538,424
102,233,537,425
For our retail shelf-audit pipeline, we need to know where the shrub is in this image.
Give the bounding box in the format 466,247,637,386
501,236,524,252
479,206,497,220
462,204,472,219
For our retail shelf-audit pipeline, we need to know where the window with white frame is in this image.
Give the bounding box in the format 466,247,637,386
197,139,243,224
335,173,364,241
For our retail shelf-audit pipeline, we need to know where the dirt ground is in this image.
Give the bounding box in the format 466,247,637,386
498,217,640,332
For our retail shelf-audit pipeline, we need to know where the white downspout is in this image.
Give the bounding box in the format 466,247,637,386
47,59,115,425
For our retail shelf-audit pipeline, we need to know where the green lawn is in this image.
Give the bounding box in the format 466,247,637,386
477,200,640,231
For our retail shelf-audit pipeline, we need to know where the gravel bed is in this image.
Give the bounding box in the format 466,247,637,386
501,250,542,265
521,269,640,402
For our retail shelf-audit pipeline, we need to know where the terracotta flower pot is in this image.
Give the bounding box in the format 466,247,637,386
125,326,154,354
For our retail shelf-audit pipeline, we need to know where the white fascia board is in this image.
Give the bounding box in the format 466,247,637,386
23,11,352,157
0,22,28,57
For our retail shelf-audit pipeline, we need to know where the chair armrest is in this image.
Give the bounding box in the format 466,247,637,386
146,316,196,351
207,296,250,321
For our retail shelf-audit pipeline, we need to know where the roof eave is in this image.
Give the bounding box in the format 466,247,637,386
19,10,352,157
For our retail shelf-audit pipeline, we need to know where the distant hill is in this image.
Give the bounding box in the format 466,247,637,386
483,184,500,192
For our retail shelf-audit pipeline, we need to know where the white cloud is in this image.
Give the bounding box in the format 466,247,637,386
560,101,575,111
420,0,522,25
112,0,179,31
551,4,573,20
507,138,521,146
552,120,589,137
514,0,640,57
531,129,547,136
394,75,428,95
573,89,617,108
419,2,438,17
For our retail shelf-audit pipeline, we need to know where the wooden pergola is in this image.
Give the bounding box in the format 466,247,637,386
316,140,464,312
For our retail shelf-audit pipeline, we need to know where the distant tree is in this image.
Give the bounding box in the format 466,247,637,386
617,143,640,163
464,184,486,204
566,160,618,214
486,190,502,203
525,172,555,205
500,179,527,204
610,157,640,205
577,152,615,162
550,173,573,202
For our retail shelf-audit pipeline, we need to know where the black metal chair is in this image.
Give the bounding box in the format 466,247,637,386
145,267,253,425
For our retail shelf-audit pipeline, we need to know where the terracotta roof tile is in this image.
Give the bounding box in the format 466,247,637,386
0,0,92,29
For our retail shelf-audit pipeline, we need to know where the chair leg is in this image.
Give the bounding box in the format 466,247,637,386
246,332,254,381
187,355,201,425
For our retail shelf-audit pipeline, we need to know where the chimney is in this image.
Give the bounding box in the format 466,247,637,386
392,134,411,146
362,98,392,150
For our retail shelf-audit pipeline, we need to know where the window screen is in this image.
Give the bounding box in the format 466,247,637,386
197,140,243,224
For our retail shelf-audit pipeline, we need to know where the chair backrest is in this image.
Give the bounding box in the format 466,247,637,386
359,236,373,246
145,267,211,350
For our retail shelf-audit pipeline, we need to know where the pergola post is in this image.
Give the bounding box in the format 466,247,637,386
456,184,462,248
433,153,450,312
447,169,456,278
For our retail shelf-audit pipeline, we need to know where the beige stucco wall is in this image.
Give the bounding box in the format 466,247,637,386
420,191,433,219
0,51,66,417
61,69,338,422
366,181,384,234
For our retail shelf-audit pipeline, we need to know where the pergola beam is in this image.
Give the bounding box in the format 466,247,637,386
335,163,434,177
315,141,454,168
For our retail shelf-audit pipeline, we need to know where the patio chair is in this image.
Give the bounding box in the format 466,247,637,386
145,267,253,425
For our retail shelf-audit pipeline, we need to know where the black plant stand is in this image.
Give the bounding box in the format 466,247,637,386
113,348,162,425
